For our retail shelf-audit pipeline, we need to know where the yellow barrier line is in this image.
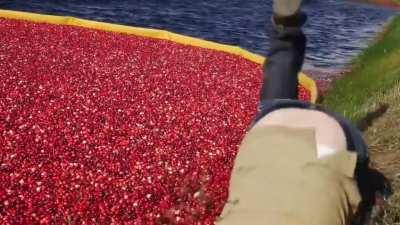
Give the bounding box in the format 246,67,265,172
299,73,318,102
0,9,318,102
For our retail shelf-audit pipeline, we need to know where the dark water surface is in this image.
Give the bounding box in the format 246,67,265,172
0,0,397,68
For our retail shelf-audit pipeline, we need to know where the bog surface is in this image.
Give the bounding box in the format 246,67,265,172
0,18,310,224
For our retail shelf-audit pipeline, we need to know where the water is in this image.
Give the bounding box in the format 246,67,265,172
0,0,397,68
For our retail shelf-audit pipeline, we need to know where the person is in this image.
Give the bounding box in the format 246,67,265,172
216,0,384,224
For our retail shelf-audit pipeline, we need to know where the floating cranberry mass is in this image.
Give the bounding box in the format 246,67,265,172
0,16,311,225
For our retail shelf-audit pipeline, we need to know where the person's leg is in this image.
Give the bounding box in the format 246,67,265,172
260,1,307,101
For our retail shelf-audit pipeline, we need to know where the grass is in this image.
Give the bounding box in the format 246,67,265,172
364,83,400,225
322,15,400,123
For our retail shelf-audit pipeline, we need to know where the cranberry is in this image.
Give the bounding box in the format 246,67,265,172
0,18,311,224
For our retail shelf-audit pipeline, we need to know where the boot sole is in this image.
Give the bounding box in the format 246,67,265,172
273,0,303,17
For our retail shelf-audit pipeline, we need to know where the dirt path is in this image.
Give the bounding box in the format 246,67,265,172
303,68,350,96
363,84,400,224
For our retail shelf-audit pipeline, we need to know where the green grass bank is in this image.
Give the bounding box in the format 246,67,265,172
322,15,400,123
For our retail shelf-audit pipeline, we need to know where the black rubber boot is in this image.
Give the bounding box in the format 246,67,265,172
273,0,306,27
273,0,303,17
